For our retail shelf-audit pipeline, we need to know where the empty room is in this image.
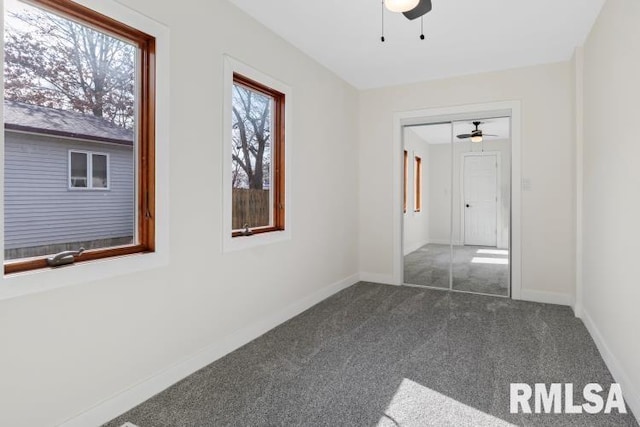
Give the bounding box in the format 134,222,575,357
0,0,638,426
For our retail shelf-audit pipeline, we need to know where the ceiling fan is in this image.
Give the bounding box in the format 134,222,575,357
384,0,432,19
381,0,432,42
456,121,497,143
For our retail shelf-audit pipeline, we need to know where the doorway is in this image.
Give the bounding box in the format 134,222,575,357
462,152,499,247
401,116,511,297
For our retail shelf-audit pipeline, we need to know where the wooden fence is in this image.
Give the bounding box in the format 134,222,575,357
232,189,270,229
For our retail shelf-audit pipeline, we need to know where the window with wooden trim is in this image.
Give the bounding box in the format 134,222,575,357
231,73,285,237
414,156,422,212
403,150,408,213
3,0,156,273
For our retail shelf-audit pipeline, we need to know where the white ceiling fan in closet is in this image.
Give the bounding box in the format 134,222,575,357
408,118,509,146
456,121,498,144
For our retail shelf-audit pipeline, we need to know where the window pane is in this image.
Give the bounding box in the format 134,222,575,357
231,83,273,231
4,0,137,261
70,152,88,188
92,154,108,188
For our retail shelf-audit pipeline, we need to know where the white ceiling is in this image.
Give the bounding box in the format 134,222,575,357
409,117,510,145
227,0,605,89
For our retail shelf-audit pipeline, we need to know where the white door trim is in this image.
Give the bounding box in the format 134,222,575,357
460,151,501,248
393,101,522,300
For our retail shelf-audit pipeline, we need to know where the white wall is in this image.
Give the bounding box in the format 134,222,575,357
0,0,359,426
427,143,451,245
581,0,640,418
402,129,430,254
358,62,576,302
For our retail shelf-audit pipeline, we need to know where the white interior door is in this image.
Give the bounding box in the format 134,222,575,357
463,154,497,246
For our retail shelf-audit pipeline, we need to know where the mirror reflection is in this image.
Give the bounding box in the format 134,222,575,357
402,117,511,297
403,122,451,290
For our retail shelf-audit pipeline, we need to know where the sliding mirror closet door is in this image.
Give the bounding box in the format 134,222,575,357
403,123,451,289
451,118,511,296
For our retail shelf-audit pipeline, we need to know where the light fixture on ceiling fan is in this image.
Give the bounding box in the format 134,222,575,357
384,0,419,13
381,0,433,42
456,121,498,153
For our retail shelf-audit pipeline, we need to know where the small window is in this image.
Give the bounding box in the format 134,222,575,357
3,0,156,273
403,150,408,213
69,151,109,190
92,153,108,188
231,73,285,237
414,156,422,212
70,152,88,188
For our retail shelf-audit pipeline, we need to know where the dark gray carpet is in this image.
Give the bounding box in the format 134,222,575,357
404,244,509,296
105,283,637,427
404,244,451,290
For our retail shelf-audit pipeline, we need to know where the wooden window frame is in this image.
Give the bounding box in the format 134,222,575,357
231,73,285,238
68,150,110,191
4,0,156,275
414,156,422,212
403,150,408,213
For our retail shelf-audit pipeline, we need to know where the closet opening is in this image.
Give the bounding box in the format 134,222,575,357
401,116,512,297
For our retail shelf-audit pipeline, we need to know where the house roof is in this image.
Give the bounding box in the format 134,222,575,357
4,100,134,145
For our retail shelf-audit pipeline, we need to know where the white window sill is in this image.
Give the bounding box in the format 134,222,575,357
0,0,171,302
223,229,291,253
222,56,292,253
0,251,168,301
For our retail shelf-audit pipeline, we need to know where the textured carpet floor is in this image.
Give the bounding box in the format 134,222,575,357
106,283,637,427
404,244,509,296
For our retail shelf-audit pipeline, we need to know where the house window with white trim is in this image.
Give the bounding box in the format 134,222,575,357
69,151,109,190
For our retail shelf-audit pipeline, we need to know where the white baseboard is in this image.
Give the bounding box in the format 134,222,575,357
580,308,640,423
403,240,429,256
60,273,360,427
573,301,583,318
427,239,462,246
358,272,396,285
518,289,573,306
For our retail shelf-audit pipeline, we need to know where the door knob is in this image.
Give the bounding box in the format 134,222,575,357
466,204,470,208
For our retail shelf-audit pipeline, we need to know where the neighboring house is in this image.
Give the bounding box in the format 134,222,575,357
4,100,135,259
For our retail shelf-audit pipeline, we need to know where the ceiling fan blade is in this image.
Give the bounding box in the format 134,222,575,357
483,134,499,137
403,0,432,20
457,134,472,139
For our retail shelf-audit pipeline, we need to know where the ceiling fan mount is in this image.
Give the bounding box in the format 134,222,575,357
380,0,432,42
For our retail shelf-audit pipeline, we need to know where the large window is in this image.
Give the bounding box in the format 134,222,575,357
3,0,156,273
231,73,285,237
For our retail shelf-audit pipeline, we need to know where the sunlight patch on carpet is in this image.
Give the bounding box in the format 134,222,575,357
378,378,516,427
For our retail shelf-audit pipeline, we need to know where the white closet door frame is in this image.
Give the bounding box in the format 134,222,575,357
393,100,522,300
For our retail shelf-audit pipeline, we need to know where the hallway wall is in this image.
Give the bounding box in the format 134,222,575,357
581,0,640,418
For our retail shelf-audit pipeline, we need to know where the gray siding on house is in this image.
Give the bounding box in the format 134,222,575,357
5,131,134,250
